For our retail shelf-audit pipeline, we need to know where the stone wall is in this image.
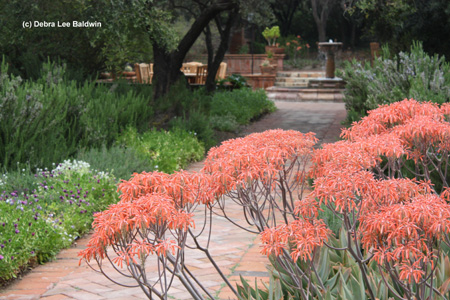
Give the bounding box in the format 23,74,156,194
224,54,284,75
244,74,276,90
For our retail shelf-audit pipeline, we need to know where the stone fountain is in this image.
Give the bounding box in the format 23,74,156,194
318,40,343,78
265,40,346,101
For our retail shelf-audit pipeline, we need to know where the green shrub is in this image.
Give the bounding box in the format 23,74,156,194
341,41,450,123
0,59,153,170
209,114,240,132
217,74,249,90
210,88,276,125
155,81,211,117
168,88,275,148
169,110,216,150
118,127,204,173
279,35,310,62
79,81,153,148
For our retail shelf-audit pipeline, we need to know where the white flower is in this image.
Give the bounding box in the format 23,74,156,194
52,159,91,176
96,171,110,179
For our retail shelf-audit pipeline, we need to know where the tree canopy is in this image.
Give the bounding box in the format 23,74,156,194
350,0,450,57
3,0,450,92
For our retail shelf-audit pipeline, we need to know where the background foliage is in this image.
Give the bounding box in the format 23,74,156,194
0,60,154,170
340,42,450,123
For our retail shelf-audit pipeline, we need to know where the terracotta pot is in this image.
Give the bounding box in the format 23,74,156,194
99,72,111,79
265,46,285,55
122,71,136,77
260,65,277,75
112,71,136,79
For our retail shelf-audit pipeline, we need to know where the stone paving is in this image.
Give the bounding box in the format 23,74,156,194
0,101,346,300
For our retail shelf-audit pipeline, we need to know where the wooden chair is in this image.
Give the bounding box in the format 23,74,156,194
181,62,204,74
195,65,208,84
149,63,153,82
215,62,227,80
134,63,153,84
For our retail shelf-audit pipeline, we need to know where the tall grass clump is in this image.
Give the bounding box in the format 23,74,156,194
341,41,450,123
0,59,153,170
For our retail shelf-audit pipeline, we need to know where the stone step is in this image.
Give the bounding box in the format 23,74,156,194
274,82,309,87
266,86,344,102
275,76,346,88
274,76,318,88
308,78,346,89
275,77,310,83
274,72,327,88
276,71,325,78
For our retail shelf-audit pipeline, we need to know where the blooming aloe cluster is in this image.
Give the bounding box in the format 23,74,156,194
301,99,450,299
79,107,450,299
79,171,221,299
80,130,323,299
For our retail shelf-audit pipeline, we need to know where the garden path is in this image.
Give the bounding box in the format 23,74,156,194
0,101,346,300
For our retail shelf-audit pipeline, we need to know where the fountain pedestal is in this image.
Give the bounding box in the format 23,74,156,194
318,42,343,78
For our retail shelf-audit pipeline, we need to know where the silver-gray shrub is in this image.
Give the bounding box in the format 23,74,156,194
341,41,450,123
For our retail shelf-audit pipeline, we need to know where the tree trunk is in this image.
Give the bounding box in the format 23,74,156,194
317,20,327,42
204,7,239,92
152,0,236,100
311,0,334,42
271,0,302,36
351,23,356,49
152,44,186,100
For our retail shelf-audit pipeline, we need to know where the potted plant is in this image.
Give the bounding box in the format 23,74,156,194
267,50,275,65
122,65,136,78
262,26,284,54
260,59,276,75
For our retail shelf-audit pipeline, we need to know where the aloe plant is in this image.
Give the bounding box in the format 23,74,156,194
239,229,446,300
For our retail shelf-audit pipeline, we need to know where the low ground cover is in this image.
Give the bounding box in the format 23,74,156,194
0,160,117,282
